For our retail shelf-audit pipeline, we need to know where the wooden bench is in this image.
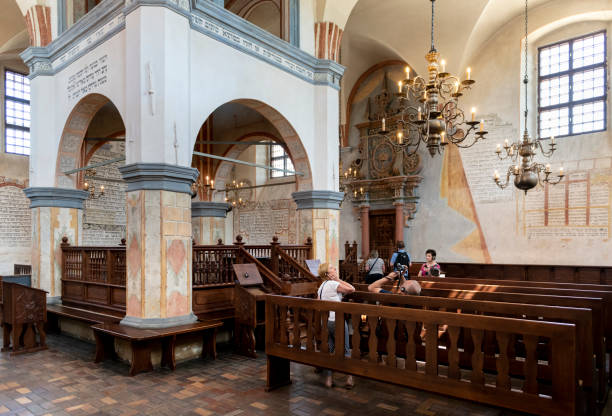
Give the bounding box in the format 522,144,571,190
265,294,577,416
92,320,222,376
414,276,612,292
46,304,123,333
346,290,600,414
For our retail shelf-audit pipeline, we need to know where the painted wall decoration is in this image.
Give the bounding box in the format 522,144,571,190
340,62,489,263
0,178,31,274
82,141,127,245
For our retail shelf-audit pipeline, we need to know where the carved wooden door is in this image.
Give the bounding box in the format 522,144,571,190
369,211,395,265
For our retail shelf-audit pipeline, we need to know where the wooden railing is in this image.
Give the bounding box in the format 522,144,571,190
61,237,126,286
192,245,239,287
269,237,316,284
265,295,577,416
13,264,31,275
60,237,127,313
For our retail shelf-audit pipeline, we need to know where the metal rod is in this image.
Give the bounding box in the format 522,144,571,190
192,151,303,176
85,137,126,141
217,180,296,192
194,141,282,146
63,157,126,175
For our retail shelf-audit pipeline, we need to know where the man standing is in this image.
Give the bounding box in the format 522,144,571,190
389,241,411,272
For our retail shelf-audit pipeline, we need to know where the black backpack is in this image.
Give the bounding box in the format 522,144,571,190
394,251,410,270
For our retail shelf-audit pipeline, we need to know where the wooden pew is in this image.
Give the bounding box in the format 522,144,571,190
265,294,577,416
414,276,612,292
415,280,612,374
345,291,599,413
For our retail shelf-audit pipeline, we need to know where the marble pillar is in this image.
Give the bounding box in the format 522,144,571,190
394,201,404,243
293,190,343,269
191,201,231,245
119,163,199,328
23,188,88,303
359,204,370,259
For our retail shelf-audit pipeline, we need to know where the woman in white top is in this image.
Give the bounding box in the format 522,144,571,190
364,249,385,284
317,263,355,388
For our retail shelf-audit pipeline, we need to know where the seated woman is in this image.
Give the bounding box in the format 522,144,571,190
317,263,356,388
367,271,421,295
417,249,441,277
364,249,385,284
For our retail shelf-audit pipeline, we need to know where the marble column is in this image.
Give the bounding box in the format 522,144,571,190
23,187,89,303
119,163,199,328
191,201,230,245
292,190,344,269
359,203,370,259
394,201,404,243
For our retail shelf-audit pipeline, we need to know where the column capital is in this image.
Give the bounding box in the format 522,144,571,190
292,190,344,210
191,201,231,218
119,163,199,194
23,187,89,209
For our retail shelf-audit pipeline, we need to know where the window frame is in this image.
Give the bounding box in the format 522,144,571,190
537,29,608,139
4,69,31,156
269,143,294,179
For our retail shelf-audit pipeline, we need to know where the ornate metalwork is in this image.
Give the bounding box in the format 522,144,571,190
493,0,564,193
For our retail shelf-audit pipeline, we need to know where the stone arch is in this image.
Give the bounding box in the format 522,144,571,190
55,93,124,188
198,99,313,192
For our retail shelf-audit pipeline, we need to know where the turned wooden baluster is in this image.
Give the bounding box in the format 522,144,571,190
404,321,417,371
367,315,378,363
320,311,330,354
386,319,397,368
351,313,361,359
496,331,511,390
471,328,485,385
424,323,438,376
447,326,461,380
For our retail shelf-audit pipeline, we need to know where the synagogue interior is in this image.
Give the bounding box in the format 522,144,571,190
0,0,612,415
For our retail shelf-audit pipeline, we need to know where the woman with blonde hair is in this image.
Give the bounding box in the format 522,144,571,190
364,249,385,284
317,263,355,388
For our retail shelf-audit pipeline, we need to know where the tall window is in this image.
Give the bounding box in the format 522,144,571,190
270,143,294,178
538,31,607,138
4,70,31,155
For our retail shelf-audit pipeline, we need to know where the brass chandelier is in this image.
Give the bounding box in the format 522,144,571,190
83,168,105,199
493,0,564,193
224,179,248,208
379,0,487,157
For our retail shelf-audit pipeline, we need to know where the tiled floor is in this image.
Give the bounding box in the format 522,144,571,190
0,333,609,416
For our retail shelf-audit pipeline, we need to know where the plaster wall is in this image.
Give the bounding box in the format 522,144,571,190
0,58,31,273
340,16,612,266
28,30,127,187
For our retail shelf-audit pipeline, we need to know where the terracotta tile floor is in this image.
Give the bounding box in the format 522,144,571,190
0,333,609,416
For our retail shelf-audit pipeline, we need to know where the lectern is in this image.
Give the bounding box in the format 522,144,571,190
1,281,47,355
233,263,269,357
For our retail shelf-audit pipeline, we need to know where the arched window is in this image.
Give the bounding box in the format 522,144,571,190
269,143,294,178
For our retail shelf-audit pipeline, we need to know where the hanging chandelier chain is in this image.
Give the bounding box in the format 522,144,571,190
430,0,436,52
523,0,529,127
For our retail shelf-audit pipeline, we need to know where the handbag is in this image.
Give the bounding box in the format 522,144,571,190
366,257,380,277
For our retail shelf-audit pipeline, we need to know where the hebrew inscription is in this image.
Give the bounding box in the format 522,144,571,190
0,185,31,247
520,164,612,239
234,199,297,244
67,55,108,101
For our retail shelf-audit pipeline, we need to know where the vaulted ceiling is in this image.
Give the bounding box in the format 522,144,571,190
0,0,28,58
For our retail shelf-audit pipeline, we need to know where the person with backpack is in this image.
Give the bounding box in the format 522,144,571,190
389,241,411,275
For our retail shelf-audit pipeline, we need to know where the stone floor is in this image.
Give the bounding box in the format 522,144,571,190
0,333,610,416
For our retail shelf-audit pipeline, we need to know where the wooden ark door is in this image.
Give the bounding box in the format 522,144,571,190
369,211,395,264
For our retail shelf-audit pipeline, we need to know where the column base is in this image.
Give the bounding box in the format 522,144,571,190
46,296,62,305
120,313,198,329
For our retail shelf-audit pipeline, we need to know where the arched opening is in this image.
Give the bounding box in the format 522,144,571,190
55,94,126,245
191,99,311,244
244,1,281,38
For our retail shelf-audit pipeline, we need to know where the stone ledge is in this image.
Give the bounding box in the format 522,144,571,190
119,163,199,194
191,201,231,218
292,190,344,210
120,312,198,329
23,187,89,209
